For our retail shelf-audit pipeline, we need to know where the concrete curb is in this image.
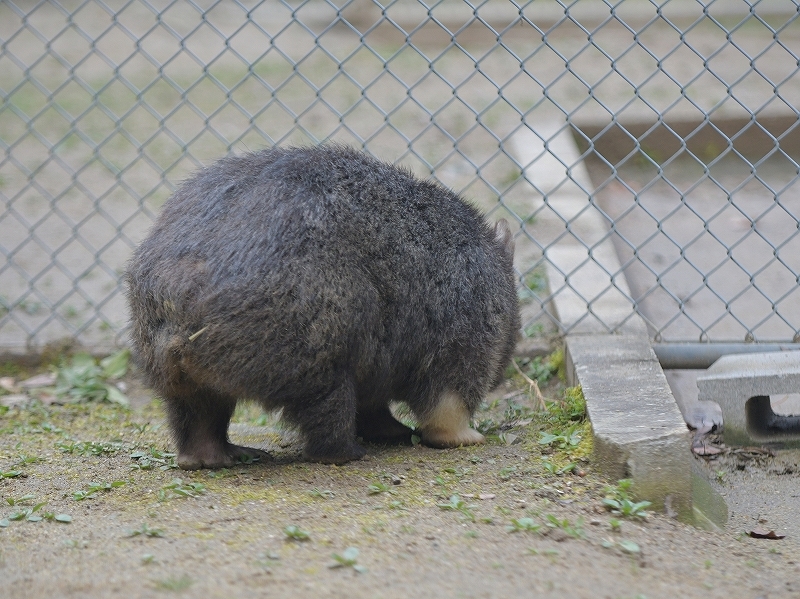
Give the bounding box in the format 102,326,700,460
514,122,693,521
565,334,692,521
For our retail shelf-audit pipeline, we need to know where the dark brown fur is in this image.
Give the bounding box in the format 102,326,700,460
125,145,519,469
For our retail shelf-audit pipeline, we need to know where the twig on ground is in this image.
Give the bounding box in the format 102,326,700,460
512,358,547,411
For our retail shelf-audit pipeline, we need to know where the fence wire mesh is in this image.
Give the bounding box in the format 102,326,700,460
1,0,799,353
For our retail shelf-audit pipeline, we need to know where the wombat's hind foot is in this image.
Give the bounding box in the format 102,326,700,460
357,405,414,444
165,388,269,470
178,442,270,471
303,440,367,464
295,381,367,464
419,391,485,448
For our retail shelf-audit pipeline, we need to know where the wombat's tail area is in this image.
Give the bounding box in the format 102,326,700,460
126,285,191,397
141,328,188,397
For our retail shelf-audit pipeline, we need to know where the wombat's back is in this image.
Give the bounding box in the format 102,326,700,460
126,145,518,419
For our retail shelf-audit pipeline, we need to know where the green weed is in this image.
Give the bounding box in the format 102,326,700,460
544,514,585,539
154,574,193,592
506,517,542,533
538,423,582,449
329,547,366,573
603,479,651,520
57,440,123,455
127,523,165,538
52,350,130,406
157,479,205,501
130,448,178,470
283,525,310,541
72,480,126,501
437,494,476,522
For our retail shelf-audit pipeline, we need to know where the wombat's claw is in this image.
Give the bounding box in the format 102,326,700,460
229,443,271,465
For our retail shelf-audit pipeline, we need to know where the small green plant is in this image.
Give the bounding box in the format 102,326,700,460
541,458,576,475
442,466,472,478
474,417,499,435
538,423,582,449
609,518,621,532
130,448,178,470
52,350,130,406
42,511,73,523
522,268,548,295
72,480,125,501
503,400,534,423
157,479,205,501
6,494,36,506
329,547,366,573
127,523,165,538
14,454,42,466
515,354,558,385
57,440,122,456
367,481,393,495
603,479,651,520
19,300,42,315
498,465,517,480
283,525,310,541
309,488,334,499
544,514,585,539
506,517,542,534
154,574,193,592
601,538,640,554
1,500,71,526
437,494,476,522
0,470,22,479
523,322,545,338
206,469,235,479
556,385,586,421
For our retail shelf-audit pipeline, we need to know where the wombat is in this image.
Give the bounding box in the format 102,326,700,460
125,145,519,469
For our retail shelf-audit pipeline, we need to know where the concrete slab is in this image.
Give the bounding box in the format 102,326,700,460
566,334,693,521
696,351,800,446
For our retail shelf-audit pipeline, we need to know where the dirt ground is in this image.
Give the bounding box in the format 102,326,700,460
1,355,798,599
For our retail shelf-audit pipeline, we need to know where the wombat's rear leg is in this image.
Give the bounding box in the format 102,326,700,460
293,381,367,464
418,391,485,448
164,389,269,470
356,405,414,444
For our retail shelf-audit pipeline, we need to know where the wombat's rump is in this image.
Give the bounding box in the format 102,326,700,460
126,145,519,469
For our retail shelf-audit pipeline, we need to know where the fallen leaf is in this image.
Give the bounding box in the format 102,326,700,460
0,394,30,408
19,373,56,388
0,377,18,392
37,393,58,405
692,440,724,456
749,528,785,540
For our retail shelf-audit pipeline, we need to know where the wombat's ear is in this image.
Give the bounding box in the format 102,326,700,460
494,218,515,258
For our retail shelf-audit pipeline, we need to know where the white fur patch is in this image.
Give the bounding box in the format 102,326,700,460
419,391,485,448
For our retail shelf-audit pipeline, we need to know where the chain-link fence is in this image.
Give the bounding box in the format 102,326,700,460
1,0,799,354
